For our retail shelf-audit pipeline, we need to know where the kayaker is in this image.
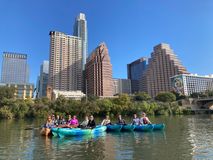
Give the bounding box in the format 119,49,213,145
117,115,126,125
132,114,139,125
79,115,89,128
87,115,96,128
101,115,111,126
40,115,55,136
67,115,72,124
59,115,66,127
70,115,79,128
54,115,60,126
139,112,151,125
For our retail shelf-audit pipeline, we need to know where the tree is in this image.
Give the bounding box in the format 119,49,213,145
0,86,15,101
155,92,176,103
134,92,151,101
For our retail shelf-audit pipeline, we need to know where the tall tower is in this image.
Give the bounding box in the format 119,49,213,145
48,31,82,91
86,43,113,97
1,52,29,84
140,43,188,98
73,13,88,70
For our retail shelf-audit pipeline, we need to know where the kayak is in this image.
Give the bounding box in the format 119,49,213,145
152,123,165,130
134,124,154,132
121,124,135,132
51,125,107,138
106,124,123,132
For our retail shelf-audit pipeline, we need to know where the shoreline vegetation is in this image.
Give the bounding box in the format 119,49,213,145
0,86,211,119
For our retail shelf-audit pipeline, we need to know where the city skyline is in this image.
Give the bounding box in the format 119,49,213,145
0,0,213,85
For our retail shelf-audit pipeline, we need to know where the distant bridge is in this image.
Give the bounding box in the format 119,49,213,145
196,97,213,110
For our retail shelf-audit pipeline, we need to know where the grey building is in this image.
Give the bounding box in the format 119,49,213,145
1,52,29,84
37,61,49,98
127,57,147,93
73,13,88,70
113,78,131,95
171,74,213,96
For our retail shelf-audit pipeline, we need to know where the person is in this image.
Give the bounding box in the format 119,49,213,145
54,115,60,126
131,114,139,125
40,115,55,136
87,115,96,128
70,115,79,128
101,115,111,126
79,116,89,128
51,114,55,123
117,115,126,125
139,112,151,125
67,115,72,124
58,115,66,127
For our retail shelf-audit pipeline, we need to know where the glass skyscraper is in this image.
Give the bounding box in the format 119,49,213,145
1,52,29,84
73,13,88,70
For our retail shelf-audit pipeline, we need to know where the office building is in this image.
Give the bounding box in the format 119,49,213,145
73,13,88,70
127,57,147,93
86,43,113,97
52,90,85,100
171,74,213,96
113,79,131,95
140,43,188,97
48,31,82,92
1,52,29,84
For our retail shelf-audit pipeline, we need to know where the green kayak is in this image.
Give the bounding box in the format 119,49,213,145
121,124,135,132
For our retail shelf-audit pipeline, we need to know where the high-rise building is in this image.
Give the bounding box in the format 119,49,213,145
1,52,29,84
127,57,147,93
48,31,82,91
37,61,49,98
140,43,188,98
171,74,213,96
86,43,113,97
113,79,131,95
73,13,88,70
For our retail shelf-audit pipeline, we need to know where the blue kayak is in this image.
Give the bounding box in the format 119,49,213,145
51,125,107,138
152,123,165,130
121,124,135,132
134,124,154,132
106,124,123,132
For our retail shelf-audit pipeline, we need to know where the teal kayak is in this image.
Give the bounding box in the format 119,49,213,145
106,124,123,132
51,125,107,138
134,124,154,132
152,123,165,130
121,124,135,132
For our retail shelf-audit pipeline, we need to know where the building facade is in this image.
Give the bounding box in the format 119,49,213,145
113,79,131,95
73,13,88,70
86,43,113,97
52,90,85,100
127,57,147,93
37,61,49,98
171,74,213,96
48,31,82,92
1,52,29,84
140,43,188,98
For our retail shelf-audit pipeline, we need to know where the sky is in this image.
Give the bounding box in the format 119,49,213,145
0,0,213,85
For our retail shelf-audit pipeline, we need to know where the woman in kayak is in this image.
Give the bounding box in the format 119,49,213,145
69,115,79,128
139,112,151,125
87,115,96,128
79,115,89,128
40,115,55,136
132,114,139,125
117,114,126,125
101,115,111,126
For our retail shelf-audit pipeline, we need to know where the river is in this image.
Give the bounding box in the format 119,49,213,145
0,115,213,160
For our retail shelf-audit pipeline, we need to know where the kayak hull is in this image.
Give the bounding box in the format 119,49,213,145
134,124,154,132
152,123,165,130
106,124,122,132
121,125,135,132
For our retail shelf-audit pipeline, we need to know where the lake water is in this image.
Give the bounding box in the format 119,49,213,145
0,115,213,160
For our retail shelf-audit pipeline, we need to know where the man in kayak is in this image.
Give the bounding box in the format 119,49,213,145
79,115,89,128
101,115,111,126
117,115,126,125
139,112,151,125
132,114,139,125
87,115,96,128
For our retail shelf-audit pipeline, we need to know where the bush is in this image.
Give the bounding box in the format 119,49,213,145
0,106,13,119
155,92,176,103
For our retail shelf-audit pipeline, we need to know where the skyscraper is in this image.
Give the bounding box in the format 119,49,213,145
86,43,113,97
37,60,49,98
140,43,188,97
113,79,131,95
127,57,147,93
48,31,82,91
73,13,88,70
1,52,29,84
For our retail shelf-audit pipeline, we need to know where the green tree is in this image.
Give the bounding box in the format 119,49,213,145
134,92,151,101
155,92,176,103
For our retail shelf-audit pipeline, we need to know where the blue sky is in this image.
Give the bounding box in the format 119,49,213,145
0,0,213,85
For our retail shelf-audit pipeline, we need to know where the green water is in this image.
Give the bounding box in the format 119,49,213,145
0,115,213,160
